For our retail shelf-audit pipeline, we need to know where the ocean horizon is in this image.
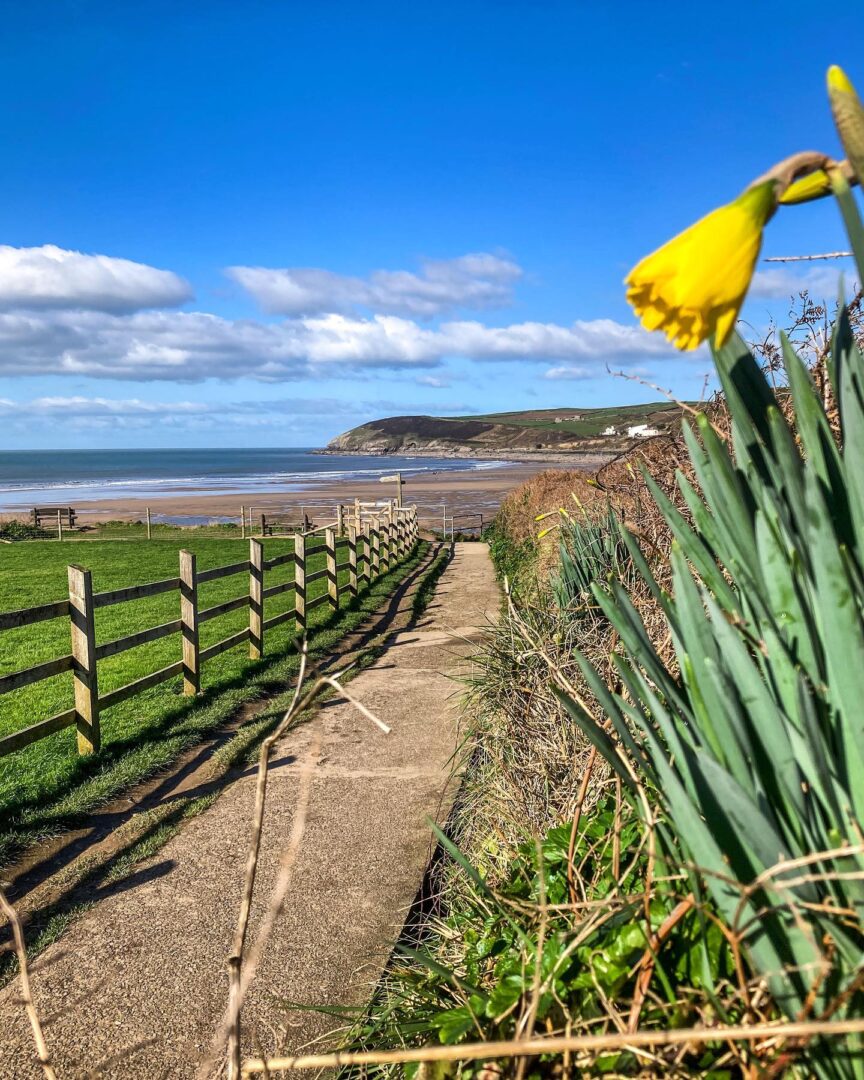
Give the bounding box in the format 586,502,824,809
0,447,508,512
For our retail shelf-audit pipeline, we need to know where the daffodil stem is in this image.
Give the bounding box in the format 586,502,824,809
831,170,864,286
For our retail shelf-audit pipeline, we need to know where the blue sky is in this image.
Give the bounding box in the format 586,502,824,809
0,1,860,448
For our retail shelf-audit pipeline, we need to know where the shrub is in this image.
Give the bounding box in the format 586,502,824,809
0,519,46,541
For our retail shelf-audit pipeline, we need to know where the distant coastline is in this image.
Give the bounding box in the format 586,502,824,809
315,445,619,467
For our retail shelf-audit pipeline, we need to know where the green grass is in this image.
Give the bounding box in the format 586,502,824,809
1,519,251,542
0,534,417,859
465,401,687,437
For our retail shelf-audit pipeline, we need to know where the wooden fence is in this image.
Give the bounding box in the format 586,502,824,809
0,506,419,761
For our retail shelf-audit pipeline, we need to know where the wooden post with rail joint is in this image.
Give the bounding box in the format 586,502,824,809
325,527,338,610
359,524,370,588
347,525,358,597
249,537,264,658
179,550,200,695
68,564,100,755
294,533,306,634
370,516,381,577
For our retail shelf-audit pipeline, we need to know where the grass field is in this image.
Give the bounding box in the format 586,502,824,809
467,401,687,436
0,533,408,859
1,521,307,542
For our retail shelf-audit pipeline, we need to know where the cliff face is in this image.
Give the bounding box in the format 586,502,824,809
324,415,589,455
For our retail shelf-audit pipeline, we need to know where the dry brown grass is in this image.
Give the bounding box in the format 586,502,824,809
457,427,696,879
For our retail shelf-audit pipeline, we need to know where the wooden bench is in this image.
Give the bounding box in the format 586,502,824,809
32,507,77,529
260,513,312,536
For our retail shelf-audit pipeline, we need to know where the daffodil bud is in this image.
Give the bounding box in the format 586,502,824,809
779,168,832,205
827,66,864,186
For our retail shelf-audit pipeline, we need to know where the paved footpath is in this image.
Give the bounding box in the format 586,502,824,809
0,543,499,1079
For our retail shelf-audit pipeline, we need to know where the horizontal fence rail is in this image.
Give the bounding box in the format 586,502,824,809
0,503,419,761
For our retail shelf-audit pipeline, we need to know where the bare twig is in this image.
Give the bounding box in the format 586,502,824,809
565,747,597,907
0,885,58,1080
764,252,853,262
226,642,311,1079
627,893,695,1032
201,717,323,1080
240,1018,864,1074
203,650,391,1079
604,364,726,440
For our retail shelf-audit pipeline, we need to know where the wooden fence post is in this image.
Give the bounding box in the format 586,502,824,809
379,523,389,574
68,564,99,755
370,516,381,577
146,506,152,540
354,497,361,531
325,527,338,610
388,517,397,566
294,533,306,635
260,514,267,538
359,525,370,587
57,509,63,542
336,504,344,538
179,550,200,695
241,505,246,540
249,537,264,658
347,525,358,597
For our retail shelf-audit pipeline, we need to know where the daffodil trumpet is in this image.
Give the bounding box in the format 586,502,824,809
625,151,855,351
625,180,778,351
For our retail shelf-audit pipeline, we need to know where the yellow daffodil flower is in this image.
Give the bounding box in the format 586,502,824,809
625,180,777,351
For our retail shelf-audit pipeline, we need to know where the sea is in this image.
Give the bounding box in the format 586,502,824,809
0,448,507,520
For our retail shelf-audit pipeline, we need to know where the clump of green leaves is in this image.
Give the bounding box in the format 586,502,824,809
485,518,537,595
552,505,634,608
0,519,47,541
558,191,864,1076
348,791,741,1078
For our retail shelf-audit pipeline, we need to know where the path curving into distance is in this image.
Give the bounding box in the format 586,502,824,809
0,542,500,1078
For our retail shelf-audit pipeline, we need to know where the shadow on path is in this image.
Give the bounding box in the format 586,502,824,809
0,543,448,963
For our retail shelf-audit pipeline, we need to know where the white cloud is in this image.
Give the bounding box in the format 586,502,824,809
750,263,857,301
0,308,673,381
0,394,473,433
543,366,594,380
415,374,451,388
227,252,523,317
0,245,192,312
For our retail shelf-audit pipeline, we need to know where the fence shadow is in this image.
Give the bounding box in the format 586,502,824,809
0,542,447,977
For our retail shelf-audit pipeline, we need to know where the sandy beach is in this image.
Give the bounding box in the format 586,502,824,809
70,463,558,530
0,458,603,532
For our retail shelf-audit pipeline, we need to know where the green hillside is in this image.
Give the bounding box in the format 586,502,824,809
326,401,690,454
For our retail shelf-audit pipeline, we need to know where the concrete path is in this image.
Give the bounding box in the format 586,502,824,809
0,543,499,1079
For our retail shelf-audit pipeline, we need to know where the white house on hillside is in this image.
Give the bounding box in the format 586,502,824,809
627,424,660,438
602,425,618,436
